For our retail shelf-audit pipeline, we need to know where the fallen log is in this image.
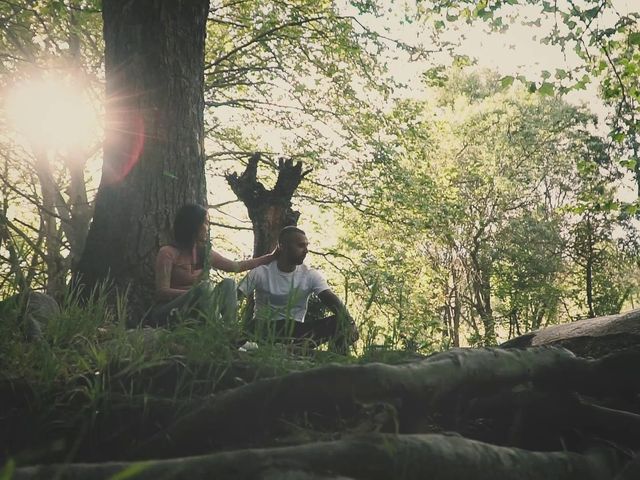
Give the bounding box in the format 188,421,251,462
12,433,621,480
501,309,640,357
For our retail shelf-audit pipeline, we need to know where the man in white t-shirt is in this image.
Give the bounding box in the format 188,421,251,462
238,226,358,353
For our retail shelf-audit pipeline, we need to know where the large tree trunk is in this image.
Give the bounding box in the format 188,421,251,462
76,0,209,316
226,153,309,256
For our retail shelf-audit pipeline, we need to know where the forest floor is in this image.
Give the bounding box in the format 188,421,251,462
2,293,640,479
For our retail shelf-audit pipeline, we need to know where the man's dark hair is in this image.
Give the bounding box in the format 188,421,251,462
278,225,306,245
173,204,207,249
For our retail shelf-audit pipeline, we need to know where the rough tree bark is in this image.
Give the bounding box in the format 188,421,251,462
76,0,209,315
226,152,310,256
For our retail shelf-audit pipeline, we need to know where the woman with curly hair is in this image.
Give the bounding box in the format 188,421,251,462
149,204,274,327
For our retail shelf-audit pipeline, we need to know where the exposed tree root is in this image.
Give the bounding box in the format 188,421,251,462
135,346,606,458
13,433,621,480
6,342,640,474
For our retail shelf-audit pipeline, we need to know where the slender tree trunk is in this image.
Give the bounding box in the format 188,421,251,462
478,276,495,344
76,0,209,316
533,306,546,330
62,159,92,270
470,248,495,345
33,149,66,299
452,291,461,347
447,263,461,347
585,218,595,318
63,5,93,271
0,186,28,293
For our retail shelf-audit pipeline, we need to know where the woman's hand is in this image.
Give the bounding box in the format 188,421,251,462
253,246,279,268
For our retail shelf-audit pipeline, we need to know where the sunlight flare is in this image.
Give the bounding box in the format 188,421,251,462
5,76,99,151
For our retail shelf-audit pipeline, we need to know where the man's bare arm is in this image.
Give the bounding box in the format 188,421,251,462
318,289,351,320
318,289,359,344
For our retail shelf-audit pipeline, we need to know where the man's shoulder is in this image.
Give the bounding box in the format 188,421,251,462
297,264,325,280
250,261,277,276
300,263,323,273
239,261,273,292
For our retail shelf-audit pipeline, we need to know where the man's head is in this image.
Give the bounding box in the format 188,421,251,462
278,226,309,265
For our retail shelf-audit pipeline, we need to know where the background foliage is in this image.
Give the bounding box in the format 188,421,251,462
0,0,638,352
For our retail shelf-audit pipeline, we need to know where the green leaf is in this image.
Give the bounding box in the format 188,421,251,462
584,7,600,19
500,75,514,88
109,462,152,480
476,9,492,20
629,32,640,46
0,460,15,480
528,82,537,93
538,83,554,96
612,131,626,143
622,203,639,216
621,158,637,170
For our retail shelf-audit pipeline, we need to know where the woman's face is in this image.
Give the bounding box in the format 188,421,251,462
197,212,209,242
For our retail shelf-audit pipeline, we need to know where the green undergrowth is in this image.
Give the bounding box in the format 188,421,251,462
0,284,349,464
0,285,434,401
0,287,353,396
0,284,440,466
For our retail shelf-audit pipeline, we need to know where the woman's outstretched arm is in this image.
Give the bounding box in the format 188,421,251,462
209,249,276,273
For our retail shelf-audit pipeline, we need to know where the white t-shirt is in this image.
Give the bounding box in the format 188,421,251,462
238,261,330,323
